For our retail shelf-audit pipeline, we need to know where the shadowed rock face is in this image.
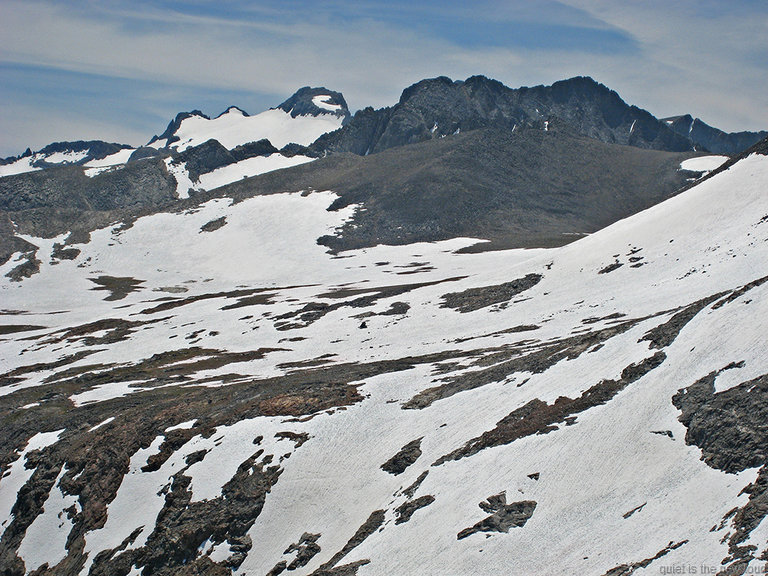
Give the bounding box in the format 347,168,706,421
172,138,281,182
0,159,178,213
312,75,697,156
663,114,767,155
673,369,768,473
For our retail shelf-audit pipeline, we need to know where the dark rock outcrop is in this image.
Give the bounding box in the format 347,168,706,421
381,438,423,475
457,494,536,539
673,369,768,573
395,495,435,524
440,274,542,313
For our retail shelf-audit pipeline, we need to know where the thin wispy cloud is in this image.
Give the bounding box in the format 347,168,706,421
0,0,765,156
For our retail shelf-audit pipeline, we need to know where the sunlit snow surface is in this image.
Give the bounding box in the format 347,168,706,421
680,155,729,172
0,154,767,574
17,466,79,573
196,153,314,191
312,95,343,112
156,106,344,152
83,149,136,168
0,157,42,178
0,149,101,178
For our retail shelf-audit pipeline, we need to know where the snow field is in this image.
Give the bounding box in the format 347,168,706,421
164,107,344,152
1,153,767,573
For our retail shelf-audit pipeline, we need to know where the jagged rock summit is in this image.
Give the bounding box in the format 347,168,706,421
146,110,210,149
312,75,764,156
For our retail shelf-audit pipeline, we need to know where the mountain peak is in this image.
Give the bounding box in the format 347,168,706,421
216,106,249,119
148,110,209,148
398,76,460,104
276,87,350,121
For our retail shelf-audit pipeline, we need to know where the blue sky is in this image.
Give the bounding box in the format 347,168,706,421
1,0,766,156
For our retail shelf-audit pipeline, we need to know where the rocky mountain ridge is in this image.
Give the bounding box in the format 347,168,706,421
662,114,768,155
3,76,764,175
0,86,350,182
310,75,766,156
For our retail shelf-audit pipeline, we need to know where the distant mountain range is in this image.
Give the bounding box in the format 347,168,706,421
2,76,764,177
0,75,765,266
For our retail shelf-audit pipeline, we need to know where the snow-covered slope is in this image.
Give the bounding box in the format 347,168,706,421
148,105,344,152
1,88,348,200
0,147,767,575
0,156,42,178
0,142,134,178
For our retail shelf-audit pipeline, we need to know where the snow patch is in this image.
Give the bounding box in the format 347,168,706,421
46,150,89,164
84,166,113,178
70,380,150,407
17,467,79,573
680,156,729,173
196,154,314,190
0,430,64,538
166,420,197,432
84,148,135,168
89,417,116,432
312,95,342,112
0,156,41,178
164,158,199,199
